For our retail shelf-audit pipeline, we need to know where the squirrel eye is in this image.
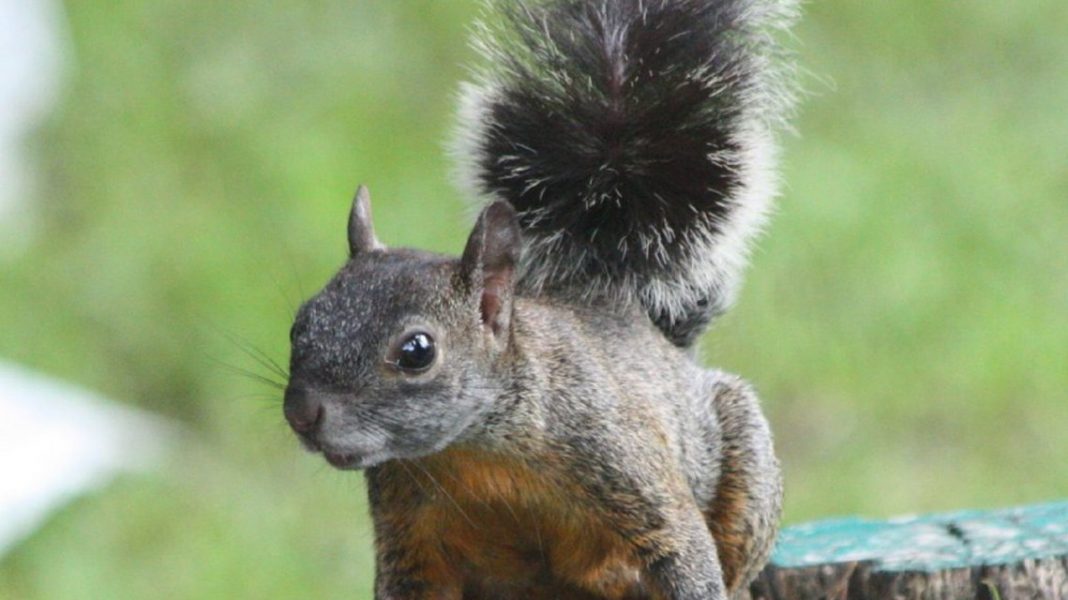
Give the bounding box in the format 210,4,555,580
394,332,436,373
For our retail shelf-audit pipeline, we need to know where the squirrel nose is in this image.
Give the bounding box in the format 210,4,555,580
283,385,323,435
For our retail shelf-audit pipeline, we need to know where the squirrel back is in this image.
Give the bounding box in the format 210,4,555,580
455,0,797,347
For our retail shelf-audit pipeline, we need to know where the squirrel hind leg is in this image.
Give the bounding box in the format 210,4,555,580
697,371,784,597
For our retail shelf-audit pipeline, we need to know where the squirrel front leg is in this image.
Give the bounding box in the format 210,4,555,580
365,466,463,600
701,371,783,596
562,430,730,600
640,505,729,600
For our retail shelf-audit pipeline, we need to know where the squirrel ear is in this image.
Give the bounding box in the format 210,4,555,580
348,185,383,256
459,201,521,336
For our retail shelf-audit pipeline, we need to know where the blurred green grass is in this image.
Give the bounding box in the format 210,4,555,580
2,1,1066,598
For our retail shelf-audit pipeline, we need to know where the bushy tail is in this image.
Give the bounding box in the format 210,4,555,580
454,0,797,347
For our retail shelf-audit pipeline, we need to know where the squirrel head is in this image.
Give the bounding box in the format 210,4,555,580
283,186,521,470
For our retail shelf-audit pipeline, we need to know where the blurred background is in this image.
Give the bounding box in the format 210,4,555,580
1,1,1065,597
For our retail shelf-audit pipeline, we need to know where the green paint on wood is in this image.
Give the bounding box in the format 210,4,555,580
771,500,1068,572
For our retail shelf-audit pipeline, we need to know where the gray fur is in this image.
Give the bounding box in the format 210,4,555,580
284,0,793,596
286,218,782,597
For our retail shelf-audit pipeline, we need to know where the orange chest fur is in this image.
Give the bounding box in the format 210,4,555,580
404,449,646,596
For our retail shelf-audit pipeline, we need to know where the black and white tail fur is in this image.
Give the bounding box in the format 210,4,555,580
455,0,797,347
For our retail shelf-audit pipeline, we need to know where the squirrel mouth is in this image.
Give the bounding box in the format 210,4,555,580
323,450,362,469
322,446,396,470
320,448,358,467
297,437,365,469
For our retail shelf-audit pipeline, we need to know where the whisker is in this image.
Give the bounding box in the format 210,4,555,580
210,358,287,391
407,459,480,531
396,459,433,498
275,225,308,309
270,271,298,321
243,343,290,380
223,392,284,405
434,460,541,559
203,320,290,380
220,328,290,380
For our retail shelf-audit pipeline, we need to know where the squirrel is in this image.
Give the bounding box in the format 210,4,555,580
283,0,796,598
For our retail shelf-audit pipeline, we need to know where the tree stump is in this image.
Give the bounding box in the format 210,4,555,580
749,500,1068,600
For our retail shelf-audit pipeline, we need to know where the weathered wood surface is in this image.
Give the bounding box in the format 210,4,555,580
749,500,1068,600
